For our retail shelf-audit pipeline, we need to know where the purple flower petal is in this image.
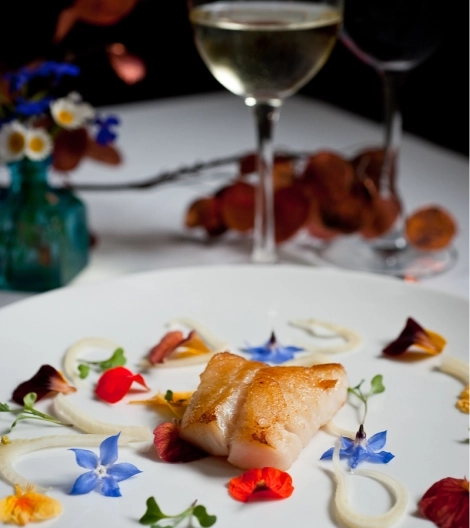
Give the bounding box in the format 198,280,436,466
367,430,388,451
100,432,120,466
101,476,122,497
70,471,98,495
69,448,99,469
107,462,142,482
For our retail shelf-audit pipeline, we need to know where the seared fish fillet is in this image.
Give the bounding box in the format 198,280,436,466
180,352,348,470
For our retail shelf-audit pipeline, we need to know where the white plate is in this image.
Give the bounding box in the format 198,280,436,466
0,265,468,528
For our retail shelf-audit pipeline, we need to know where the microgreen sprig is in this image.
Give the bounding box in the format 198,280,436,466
77,347,126,379
139,497,216,527
348,374,385,425
0,392,72,433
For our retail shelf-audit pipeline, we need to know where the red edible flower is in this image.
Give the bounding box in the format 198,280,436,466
418,477,469,528
95,366,149,403
12,365,76,405
228,467,294,502
153,422,208,463
382,317,446,357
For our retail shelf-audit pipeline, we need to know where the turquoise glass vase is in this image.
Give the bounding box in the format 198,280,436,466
0,158,89,292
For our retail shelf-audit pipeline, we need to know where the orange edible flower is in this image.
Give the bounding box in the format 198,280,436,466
418,477,469,528
228,467,294,502
12,365,76,405
130,391,193,419
0,485,62,526
456,385,469,414
147,330,212,365
382,317,446,357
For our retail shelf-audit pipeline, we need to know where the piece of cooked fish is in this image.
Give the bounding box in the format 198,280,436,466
179,352,348,470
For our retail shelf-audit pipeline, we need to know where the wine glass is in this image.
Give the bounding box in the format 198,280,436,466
316,0,456,277
187,0,343,263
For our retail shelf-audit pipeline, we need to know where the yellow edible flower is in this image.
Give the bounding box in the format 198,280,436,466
1,436,11,445
130,391,193,419
456,385,469,414
0,485,61,526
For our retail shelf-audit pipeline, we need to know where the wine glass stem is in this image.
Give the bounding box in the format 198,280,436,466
376,69,408,249
250,100,282,264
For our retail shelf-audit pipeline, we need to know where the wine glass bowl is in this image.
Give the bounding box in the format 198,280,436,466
187,0,343,263
314,0,456,277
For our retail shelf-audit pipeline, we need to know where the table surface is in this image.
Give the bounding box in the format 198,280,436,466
0,92,468,309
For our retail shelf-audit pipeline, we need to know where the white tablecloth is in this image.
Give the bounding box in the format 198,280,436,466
0,92,468,308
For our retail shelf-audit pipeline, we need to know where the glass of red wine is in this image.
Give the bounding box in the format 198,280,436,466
317,0,456,277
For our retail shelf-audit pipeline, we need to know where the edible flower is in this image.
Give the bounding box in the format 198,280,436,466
320,426,395,469
418,476,469,528
228,467,294,502
241,331,304,364
95,366,149,403
130,389,193,419
382,317,446,356
153,422,208,463
12,365,76,405
69,432,141,497
147,330,211,365
0,484,62,526
139,497,216,527
457,385,469,414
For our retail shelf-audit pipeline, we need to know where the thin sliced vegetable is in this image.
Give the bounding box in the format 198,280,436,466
53,393,152,441
439,355,469,384
62,337,122,384
332,442,408,528
322,420,355,440
0,434,134,493
289,319,362,355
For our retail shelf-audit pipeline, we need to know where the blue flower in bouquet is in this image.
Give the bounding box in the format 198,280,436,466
69,433,141,497
320,426,395,469
3,61,80,93
95,115,120,145
242,331,304,364
15,96,54,116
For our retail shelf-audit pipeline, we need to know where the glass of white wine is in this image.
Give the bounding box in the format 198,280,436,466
188,0,343,263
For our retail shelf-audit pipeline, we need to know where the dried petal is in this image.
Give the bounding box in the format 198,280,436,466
52,128,88,172
95,367,149,404
12,365,76,405
418,477,469,528
130,391,193,419
405,206,457,251
382,317,447,357
228,467,294,502
456,385,469,414
147,331,185,365
274,186,309,243
153,422,208,463
0,485,62,525
220,182,255,233
107,43,146,85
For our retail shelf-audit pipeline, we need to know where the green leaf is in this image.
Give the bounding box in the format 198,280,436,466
99,348,126,371
0,403,10,412
350,379,364,392
139,497,168,525
78,364,90,379
164,390,174,402
193,505,217,527
370,374,385,395
23,393,37,409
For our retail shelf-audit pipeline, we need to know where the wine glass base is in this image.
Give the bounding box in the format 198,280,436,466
315,235,457,279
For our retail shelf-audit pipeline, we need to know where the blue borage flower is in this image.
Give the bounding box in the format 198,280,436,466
242,331,304,364
320,425,395,469
94,115,120,145
69,432,141,497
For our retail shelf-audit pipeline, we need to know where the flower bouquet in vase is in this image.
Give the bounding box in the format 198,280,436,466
0,60,121,292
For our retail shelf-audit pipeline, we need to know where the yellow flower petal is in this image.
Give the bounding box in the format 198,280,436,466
0,485,61,526
130,391,193,419
419,329,447,355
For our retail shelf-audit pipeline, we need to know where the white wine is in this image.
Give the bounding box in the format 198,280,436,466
190,1,342,102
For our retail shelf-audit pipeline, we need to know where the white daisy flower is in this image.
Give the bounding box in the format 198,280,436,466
25,128,53,161
0,121,27,162
50,93,95,130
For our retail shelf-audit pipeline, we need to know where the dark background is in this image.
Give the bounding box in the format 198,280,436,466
0,0,468,155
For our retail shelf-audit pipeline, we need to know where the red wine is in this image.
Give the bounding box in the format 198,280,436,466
341,0,440,70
